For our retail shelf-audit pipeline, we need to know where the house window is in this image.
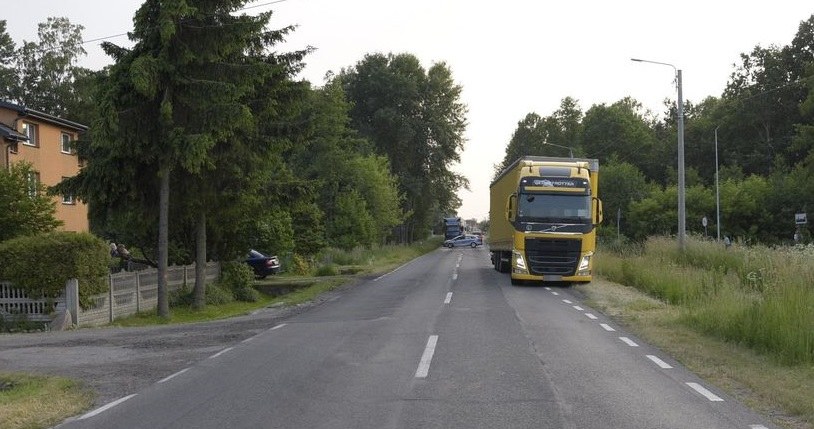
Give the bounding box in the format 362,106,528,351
21,122,38,147
61,176,75,204
27,171,40,197
60,132,74,154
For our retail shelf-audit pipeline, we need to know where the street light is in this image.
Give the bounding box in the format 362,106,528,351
631,58,686,249
715,126,720,242
542,142,574,158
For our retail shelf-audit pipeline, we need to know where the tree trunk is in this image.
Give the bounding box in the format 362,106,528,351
192,210,207,310
157,165,170,318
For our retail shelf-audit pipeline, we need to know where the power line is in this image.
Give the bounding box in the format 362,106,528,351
10,0,290,57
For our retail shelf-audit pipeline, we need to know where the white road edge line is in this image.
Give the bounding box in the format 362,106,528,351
619,337,639,347
585,313,598,320
157,368,190,383
373,259,414,281
749,425,769,429
686,382,724,401
646,355,672,368
444,292,453,304
562,299,573,304
209,347,234,359
573,305,584,311
415,335,439,378
270,323,287,331
79,394,137,420
600,323,615,332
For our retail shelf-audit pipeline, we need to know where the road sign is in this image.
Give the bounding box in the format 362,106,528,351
796,213,807,225
701,216,708,227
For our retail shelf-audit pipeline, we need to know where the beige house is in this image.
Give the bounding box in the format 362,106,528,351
0,100,89,232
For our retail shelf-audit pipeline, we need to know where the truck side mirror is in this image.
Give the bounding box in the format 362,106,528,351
593,197,604,225
506,194,517,222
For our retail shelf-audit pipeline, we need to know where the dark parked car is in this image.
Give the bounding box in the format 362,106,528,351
245,250,281,279
443,234,483,248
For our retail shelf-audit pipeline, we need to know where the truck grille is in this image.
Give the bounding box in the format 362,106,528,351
524,238,582,276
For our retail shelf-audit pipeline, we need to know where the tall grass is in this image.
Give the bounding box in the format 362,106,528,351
597,237,814,365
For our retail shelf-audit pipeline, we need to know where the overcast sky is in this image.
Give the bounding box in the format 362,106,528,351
6,1,814,221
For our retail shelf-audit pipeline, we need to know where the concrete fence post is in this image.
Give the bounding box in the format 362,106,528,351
135,271,141,314
108,273,114,323
65,278,79,325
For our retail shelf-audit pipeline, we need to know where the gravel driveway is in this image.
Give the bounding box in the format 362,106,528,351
0,286,347,408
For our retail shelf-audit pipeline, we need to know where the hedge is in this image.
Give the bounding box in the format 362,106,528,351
0,232,110,308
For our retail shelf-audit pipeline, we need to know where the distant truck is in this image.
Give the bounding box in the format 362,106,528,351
489,156,602,284
442,217,463,240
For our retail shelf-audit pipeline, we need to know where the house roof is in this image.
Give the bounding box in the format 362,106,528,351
0,122,28,142
0,100,88,132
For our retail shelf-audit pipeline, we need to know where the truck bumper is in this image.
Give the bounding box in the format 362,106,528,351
510,272,592,283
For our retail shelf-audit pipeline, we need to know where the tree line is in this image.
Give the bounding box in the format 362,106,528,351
497,14,814,245
0,1,467,316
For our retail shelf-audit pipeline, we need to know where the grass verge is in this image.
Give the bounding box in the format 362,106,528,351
0,372,93,429
578,276,814,429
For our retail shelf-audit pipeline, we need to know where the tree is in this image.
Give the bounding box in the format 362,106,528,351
340,53,467,242
287,80,402,249
581,98,661,181
11,17,89,119
496,112,546,177
598,161,652,237
0,162,62,242
0,20,16,100
59,0,305,315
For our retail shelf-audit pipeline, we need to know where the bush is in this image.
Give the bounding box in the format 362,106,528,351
290,254,312,276
203,284,235,306
315,263,339,277
218,262,258,302
0,232,109,309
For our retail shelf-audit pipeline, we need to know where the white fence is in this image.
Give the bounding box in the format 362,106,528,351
0,262,220,328
0,282,60,323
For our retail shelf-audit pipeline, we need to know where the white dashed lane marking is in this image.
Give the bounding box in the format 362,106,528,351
686,382,724,401
619,337,639,347
585,313,598,320
415,335,439,378
562,299,573,304
572,305,584,311
157,368,190,383
646,355,672,369
600,323,616,332
444,292,453,304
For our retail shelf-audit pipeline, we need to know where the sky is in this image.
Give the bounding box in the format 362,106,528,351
6,0,814,221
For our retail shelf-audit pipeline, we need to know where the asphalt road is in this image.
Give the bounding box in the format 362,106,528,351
1,247,778,428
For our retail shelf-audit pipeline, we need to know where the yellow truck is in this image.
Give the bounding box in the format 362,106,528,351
489,156,602,284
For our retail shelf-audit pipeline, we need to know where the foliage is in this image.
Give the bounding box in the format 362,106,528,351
218,262,258,302
0,162,62,242
290,254,313,276
5,17,90,120
340,53,467,242
315,264,339,277
598,236,814,365
0,232,109,309
0,20,15,100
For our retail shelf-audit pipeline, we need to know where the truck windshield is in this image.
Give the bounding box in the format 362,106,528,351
517,193,591,223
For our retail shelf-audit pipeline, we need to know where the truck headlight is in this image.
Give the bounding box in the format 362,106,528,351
513,251,528,274
577,252,593,275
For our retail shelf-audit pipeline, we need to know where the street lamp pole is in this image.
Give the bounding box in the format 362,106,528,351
715,126,720,242
631,58,686,249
